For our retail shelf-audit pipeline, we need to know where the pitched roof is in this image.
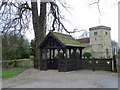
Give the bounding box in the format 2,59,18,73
50,31,83,47
77,38,90,44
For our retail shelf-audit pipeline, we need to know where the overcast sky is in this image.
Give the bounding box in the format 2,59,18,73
27,0,119,42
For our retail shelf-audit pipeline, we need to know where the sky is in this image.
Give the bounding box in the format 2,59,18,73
26,0,119,42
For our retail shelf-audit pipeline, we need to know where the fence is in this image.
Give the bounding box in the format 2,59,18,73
58,58,112,72
79,59,112,71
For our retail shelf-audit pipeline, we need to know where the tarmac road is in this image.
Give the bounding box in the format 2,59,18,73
2,68,118,88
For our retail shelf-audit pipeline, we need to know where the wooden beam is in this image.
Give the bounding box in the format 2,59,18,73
58,49,60,59
80,49,82,59
40,48,43,70
69,49,71,59
73,49,77,58
42,47,63,49
53,49,55,59
63,48,67,59
50,49,52,59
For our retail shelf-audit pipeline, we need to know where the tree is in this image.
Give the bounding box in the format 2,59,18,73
2,32,30,60
0,0,72,68
31,2,47,68
30,39,36,56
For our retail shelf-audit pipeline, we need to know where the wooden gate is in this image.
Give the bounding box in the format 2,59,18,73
57,59,112,72
41,58,112,72
47,59,58,69
79,59,112,71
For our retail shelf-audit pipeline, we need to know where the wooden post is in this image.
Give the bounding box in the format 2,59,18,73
79,49,82,59
58,49,61,72
113,55,117,72
53,49,55,59
45,49,48,59
73,48,77,70
50,49,52,59
92,58,96,71
73,49,77,59
69,49,71,59
40,48,42,70
58,49,60,58
63,48,67,72
63,48,67,59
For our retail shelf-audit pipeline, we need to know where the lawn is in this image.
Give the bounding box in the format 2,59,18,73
0,67,28,80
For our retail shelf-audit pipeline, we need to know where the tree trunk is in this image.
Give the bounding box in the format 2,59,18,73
31,2,46,69
39,2,46,39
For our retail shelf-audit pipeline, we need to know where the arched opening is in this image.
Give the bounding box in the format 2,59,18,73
47,49,58,69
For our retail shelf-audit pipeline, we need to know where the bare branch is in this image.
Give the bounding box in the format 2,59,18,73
89,0,101,24
57,0,71,14
0,2,31,35
89,0,100,6
49,2,75,34
0,1,7,10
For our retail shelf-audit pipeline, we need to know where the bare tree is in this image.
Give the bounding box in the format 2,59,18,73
0,0,74,68
31,1,47,68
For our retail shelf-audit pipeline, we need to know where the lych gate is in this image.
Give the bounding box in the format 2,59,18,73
38,31,84,72
38,31,112,72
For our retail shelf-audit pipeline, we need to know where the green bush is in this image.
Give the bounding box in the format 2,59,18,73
83,52,91,58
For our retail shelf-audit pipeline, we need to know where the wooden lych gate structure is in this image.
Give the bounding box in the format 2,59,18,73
38,31,112,72
39,31,84,72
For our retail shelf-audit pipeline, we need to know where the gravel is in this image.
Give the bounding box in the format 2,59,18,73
2,68,118,88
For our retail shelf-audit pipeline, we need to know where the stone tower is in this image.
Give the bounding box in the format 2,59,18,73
89,26,112,58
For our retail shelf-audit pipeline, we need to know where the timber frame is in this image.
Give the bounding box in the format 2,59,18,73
38,31,84,72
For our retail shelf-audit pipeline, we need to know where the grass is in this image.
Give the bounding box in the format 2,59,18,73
0,59,31,62
0,67,28,80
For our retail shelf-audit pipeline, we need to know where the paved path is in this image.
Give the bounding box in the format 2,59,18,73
2,68,118,88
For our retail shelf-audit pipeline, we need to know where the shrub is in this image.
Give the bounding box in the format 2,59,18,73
83,52,91,58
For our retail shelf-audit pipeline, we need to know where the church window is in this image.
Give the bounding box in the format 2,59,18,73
106,32,107,35
94,32,97,35
106,49,109,55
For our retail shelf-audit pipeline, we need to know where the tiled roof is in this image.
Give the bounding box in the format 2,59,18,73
77,38,90,44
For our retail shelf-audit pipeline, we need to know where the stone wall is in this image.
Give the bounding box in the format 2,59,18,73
16,60,34,68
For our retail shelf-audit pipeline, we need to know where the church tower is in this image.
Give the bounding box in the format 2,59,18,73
89,26,112,58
